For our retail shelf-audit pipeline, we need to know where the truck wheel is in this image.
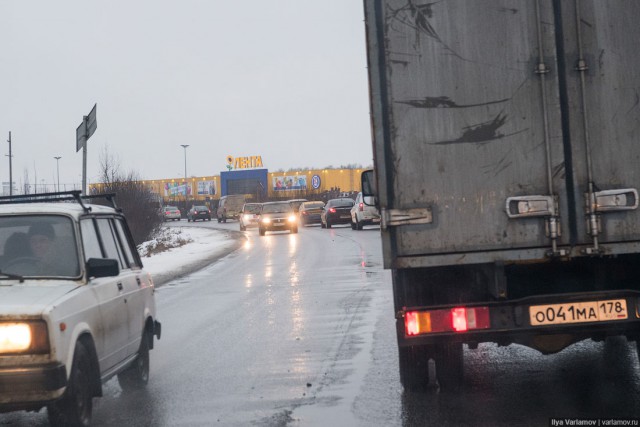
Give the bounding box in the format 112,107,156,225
398,345,433,392
48,342,93,427
435,342,464,392
118,330,150,392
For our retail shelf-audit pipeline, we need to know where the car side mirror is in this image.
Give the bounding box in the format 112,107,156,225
86,258,120,278
361,169,377,206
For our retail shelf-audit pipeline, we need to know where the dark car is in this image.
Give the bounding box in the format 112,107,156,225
298,201,325,226
258,201,298,236
239,203,262,231
287,198,308,213
187,205,211,222
321,198,355,228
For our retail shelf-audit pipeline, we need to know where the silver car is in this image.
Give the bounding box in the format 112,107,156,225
350,192,380,230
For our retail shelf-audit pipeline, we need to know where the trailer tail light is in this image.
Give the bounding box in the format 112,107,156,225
405,306,490,336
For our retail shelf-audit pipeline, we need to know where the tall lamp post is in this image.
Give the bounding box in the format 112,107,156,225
180,144,189,200
54,156,62,192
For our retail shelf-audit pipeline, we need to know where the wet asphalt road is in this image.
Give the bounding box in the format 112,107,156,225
2,220,640,426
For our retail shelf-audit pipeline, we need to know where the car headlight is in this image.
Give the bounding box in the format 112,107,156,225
288,215,296,222
262,217,271,224
0,321,50,354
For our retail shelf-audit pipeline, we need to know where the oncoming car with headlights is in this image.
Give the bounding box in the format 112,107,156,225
258,202,298,236
239,203,262,231
0,191,161,426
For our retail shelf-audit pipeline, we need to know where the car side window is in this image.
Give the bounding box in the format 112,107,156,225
96,218,126,269
80,219,103,260
114,218,139,269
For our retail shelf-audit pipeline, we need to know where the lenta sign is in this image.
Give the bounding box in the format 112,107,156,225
226,155,263,170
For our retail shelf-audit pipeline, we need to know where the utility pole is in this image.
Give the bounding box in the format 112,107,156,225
54,156,62,192
6,132,12,197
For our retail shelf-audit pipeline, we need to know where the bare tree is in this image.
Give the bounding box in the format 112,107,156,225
93,147,163,244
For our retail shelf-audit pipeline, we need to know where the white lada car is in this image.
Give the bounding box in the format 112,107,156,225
0,191,161,427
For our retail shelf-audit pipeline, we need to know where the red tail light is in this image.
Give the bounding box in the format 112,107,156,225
359,202,364,212
329,208,336,213
404,306,490,336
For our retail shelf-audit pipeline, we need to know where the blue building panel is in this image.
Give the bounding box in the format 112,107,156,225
220,169,268,198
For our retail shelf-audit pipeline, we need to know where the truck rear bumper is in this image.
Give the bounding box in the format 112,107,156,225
397,291,640,352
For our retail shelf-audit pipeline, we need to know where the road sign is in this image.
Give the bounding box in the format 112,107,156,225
86,103,97,139
76,103,97,152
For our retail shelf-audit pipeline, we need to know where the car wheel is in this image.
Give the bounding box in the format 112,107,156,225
351,219,356,230
356,217,363,230
321,219,326,229
259,228,265,236
48,341,94,427
435,343,464,392
118,330,151,392
326,219,332,229
398,345,433,393
291,226,298,234
240,223,246,231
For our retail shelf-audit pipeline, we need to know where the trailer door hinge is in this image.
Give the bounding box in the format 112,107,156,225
381,207,433,230
591,188,638,212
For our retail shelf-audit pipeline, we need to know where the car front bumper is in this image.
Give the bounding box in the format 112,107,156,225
0,362,67,411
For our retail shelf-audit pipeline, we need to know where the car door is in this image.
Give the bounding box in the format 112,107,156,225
94,217,142,359
113,217,149,355
81,217,129,372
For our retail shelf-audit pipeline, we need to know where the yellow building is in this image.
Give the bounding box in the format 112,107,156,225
89,167,367,204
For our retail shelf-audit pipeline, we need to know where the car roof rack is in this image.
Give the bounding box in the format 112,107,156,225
0,190,120,213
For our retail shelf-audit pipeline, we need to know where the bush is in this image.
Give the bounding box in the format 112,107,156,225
93,148,163,244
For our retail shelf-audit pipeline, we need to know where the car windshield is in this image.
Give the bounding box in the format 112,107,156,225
244,204,262,214
166,207,179,211
261,203,292,214
303,202,324,209
193,206,208,210
330,199,354,208
0,215,80,278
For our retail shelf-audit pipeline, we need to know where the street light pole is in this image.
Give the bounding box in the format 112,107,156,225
7,132,12,197
180,144,189,199
54,156,62,192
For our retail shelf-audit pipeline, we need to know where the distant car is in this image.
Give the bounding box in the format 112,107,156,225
350,192,380,230
298,201,325,226
217,195,246,223
239,203,262,231
321,198,355,229
162,205,181,221
258,201,298,236
187,205,211,222
288,199,308,213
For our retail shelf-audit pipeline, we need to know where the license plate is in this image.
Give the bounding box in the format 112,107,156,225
340,215,350,219
529,299,628,326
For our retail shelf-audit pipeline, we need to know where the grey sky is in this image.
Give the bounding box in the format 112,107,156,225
1,1,372,189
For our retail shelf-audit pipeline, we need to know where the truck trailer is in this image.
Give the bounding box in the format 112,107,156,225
362,0,640,391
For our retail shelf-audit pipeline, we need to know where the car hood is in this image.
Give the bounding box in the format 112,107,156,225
0,282,79,316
